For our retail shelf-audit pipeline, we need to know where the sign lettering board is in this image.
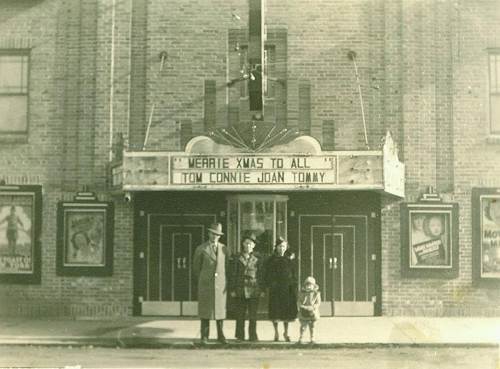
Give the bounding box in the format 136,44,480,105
171,155,337,185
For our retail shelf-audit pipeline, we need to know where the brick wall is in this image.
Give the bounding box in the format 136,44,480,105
0,190,133,318
131,0,500,317
1,0,500,317
138,0,387,151
381,0,500,316
0,0,134,318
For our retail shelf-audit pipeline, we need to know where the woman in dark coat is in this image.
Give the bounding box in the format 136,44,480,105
264,237,298,342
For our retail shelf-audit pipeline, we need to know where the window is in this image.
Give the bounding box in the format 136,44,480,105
0,50,29,133
226,194,288,256
489,51,500,135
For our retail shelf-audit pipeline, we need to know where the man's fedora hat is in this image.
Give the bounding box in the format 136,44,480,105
208,222,224,236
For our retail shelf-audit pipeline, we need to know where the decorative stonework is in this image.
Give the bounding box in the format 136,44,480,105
206,121,300,152
186,134,322,155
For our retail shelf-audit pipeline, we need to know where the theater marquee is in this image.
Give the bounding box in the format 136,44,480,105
110,132,405,196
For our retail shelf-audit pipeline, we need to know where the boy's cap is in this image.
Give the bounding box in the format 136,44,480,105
242,234,257,243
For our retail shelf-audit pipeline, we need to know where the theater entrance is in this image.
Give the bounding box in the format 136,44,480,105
288,192,381,316
133,192,289,316
133,192,225,316
133,191,381,317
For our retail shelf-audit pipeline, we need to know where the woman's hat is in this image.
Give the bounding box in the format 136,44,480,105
275,236,287,246
207,222,224,236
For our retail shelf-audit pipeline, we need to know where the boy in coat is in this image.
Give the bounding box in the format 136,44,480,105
193,222,229,344
229,236,265,341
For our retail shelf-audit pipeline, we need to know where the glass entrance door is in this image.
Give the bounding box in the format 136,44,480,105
226,195,288,257
226,194,289,318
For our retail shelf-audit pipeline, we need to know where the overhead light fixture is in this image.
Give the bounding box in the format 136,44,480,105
252,112,263,121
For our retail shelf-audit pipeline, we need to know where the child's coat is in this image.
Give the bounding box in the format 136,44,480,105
297,285,321,321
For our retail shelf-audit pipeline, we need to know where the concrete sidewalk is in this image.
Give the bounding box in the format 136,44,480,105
0,317,499,348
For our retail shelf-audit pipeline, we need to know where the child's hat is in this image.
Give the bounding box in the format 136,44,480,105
304,276,316,285
303,276,318,289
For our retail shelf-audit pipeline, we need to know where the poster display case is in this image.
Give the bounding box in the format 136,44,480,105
400,191,459,279
472,188,500,286
56,192,114,277
0,185,42,284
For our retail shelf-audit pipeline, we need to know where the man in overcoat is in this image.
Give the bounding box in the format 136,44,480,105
192,222,229,344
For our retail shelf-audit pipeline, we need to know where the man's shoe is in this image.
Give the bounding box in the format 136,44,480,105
199,337,208,345
248,336,259,342
217,336,227,344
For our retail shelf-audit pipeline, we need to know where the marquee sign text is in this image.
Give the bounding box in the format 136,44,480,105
171,155,337,185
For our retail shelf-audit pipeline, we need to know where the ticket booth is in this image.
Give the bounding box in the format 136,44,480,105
226,194,288,256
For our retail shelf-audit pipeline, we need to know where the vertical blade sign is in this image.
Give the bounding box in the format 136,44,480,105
248,0,263,116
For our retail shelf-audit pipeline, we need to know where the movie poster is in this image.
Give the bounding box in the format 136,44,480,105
409,211,451,268
480,196,500,278
64,210,106,266
0,195,34,274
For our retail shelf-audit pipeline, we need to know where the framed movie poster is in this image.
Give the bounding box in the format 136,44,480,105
56,194,114,276
0,185,42,284
400,202,459,278
472,188,500,286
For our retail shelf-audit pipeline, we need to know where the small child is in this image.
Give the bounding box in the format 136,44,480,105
297,276,321,344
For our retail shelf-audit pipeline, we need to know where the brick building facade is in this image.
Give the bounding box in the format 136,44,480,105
0,0,499,318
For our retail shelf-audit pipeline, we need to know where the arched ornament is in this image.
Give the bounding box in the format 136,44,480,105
185,134,322,155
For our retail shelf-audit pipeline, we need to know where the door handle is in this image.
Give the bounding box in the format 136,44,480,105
182,257,187,269
329,258,333,269
334,257,338,269
176,257,181,269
